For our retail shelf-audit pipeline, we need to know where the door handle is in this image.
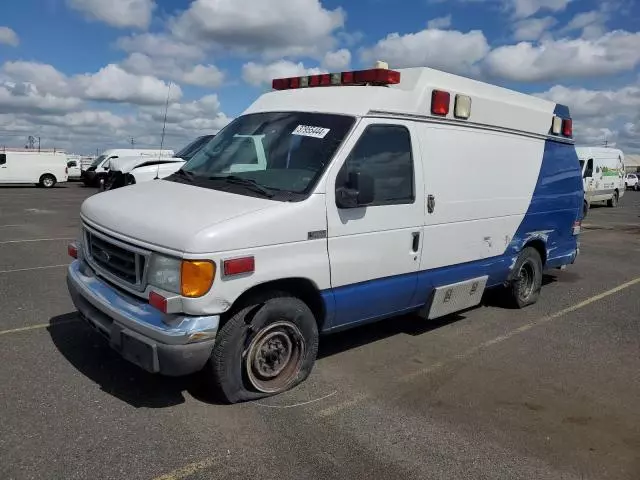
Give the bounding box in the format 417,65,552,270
427,194,436,214
411,232,420,252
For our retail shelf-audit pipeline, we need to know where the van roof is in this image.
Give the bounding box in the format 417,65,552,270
244,66,571,140
575,147,624,159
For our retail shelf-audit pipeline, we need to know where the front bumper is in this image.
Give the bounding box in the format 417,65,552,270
67,260,219,376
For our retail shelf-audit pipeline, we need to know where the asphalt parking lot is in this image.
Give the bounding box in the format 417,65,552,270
1,183,639,480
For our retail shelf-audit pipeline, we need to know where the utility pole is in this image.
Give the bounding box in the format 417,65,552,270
37,136,41,152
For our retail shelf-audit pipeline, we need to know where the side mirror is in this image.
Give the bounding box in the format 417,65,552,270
336,171,375,209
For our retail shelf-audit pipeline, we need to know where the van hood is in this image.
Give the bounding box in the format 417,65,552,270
109,155,184,173
81,180,276,253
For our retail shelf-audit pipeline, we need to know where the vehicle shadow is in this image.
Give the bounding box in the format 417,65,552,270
318,312,464,359
48,313,206,408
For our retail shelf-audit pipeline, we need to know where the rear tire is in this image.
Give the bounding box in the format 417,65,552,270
507,247,543,308
206,292,319,404
582,200,589,219
607,191,618,207
39,174,56,188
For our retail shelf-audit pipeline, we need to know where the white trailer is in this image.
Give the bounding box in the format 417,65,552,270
0,151,69,188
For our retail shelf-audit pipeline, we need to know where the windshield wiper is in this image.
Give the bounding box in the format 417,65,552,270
208,175,274,198
172,168,195,182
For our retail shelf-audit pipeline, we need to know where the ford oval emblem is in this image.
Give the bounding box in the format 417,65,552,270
94,248,110,264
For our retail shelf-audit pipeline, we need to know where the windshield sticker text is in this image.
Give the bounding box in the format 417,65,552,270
292,125,330,139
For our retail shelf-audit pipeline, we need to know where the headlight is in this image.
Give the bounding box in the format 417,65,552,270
148,254,215,298
148,254,181,294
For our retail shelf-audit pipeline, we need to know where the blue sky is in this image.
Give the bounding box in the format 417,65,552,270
0,0,639,154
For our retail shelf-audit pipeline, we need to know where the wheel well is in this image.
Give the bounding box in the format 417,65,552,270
227,278,326,330
40,173,56,181
524,239,547,266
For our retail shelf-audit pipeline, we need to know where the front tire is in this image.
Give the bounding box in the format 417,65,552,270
508,247,543,308
39,174,56,188
607,191,618,207
207,293,319,404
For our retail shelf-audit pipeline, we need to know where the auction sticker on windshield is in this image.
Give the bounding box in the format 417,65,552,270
292,125,330,139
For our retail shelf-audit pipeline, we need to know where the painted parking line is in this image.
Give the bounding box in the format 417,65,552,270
0,319,79,337
0,264,68,275
0,237,74,244
313,275,640,418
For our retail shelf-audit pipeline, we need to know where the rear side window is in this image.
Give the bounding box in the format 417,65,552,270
0,154,6,165
339,125,414,206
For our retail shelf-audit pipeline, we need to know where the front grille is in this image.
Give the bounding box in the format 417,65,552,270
85,227,147,289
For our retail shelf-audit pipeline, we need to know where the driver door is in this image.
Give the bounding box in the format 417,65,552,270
325,119,424,329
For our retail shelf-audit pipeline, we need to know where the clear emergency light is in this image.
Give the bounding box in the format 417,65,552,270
272,68,401,90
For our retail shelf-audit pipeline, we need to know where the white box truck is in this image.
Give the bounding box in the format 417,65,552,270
0,151,69,188
67,64,583,403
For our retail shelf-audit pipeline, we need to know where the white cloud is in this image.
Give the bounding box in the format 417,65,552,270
121,53,225,88
536,83,640,118
536,80,640,152
67,0,156,29
507,0,572,19
242,60,325,87
0,82,82,115
181,64,225,88
116,33,204,60
77,64,181,105
170,0,345,58
2,61,181,106
0,94,231,154
560,9,610,39
0,26,19,47
512,16,557,41
360,28,490,75
427,15,452,29
483,30,640,82
322,49,351,71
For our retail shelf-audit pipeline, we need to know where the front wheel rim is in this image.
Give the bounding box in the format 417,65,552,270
245,321,305,393
43,178,53,187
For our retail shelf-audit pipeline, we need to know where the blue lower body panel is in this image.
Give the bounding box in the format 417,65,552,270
321,235,578,333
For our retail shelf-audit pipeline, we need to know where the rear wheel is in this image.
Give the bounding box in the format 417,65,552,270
607,191,618,207
582,200,589,218
39,174,56,188
507,247,543,308
206,292,319,403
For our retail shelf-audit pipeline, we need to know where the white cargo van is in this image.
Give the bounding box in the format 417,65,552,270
576,147,625,214
82,148,174,187
0,151,68,187
67,65,583,403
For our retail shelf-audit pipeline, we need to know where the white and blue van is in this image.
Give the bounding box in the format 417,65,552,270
67,64,583,403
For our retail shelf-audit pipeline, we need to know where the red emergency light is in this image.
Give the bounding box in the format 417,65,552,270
272,68,401,90
562,118,573,137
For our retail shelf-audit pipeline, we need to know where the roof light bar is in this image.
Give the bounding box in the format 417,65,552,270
271,68,401,90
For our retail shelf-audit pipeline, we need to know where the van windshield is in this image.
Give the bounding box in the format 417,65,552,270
91,155,106,167
170,112,355,200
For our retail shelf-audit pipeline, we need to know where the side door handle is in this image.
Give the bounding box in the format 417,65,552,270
412,232,420,252
427,194,436,214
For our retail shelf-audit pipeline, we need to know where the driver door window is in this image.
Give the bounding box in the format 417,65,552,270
337,125,414,207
